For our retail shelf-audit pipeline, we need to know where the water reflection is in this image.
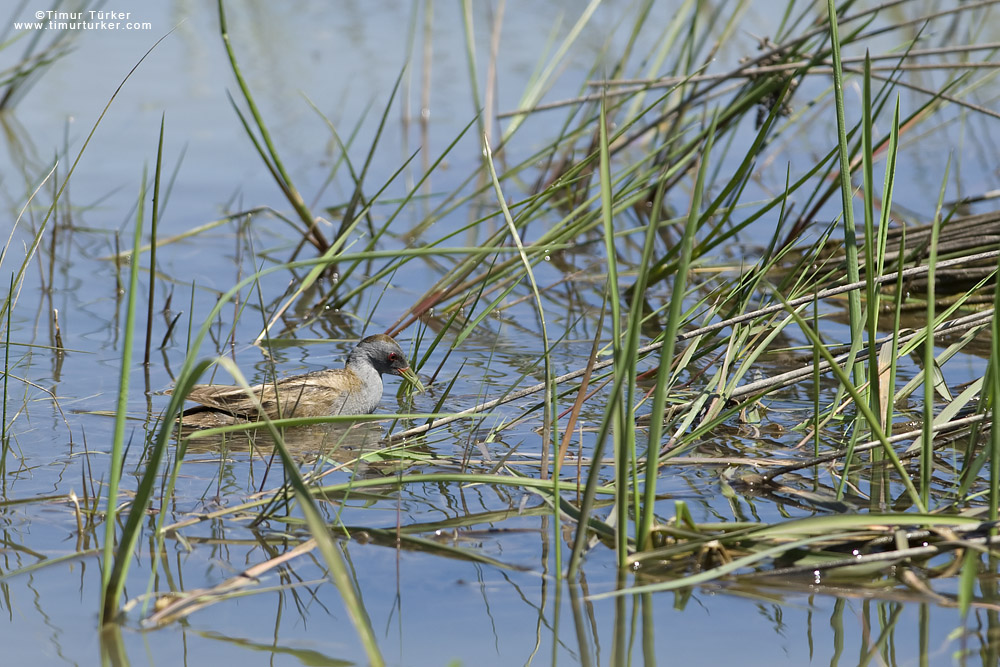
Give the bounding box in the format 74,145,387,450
178,420,387,458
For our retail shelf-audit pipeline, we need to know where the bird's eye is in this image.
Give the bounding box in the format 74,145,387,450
388,352,398,362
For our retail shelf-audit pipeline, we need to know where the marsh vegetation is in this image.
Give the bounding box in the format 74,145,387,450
3,0,1000,664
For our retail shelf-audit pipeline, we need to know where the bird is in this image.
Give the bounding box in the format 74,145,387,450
170,334,422,428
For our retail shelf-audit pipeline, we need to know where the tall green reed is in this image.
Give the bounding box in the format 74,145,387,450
636,113,716,552
217,0,322,252
100,169,145,623
143,116,165,366
991,253,1000,523
826,0,865,404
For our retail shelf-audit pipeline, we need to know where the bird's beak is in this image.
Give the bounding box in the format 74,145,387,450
396,366,425,393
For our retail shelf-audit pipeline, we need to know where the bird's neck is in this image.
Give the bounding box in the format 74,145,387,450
346,352,383,385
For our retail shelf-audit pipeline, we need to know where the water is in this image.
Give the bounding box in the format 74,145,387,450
3,0,1000,664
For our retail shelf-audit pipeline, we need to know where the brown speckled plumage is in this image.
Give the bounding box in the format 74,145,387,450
171,334,418,428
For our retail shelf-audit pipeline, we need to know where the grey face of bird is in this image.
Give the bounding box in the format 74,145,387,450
354,335,409,376
364,336,424,393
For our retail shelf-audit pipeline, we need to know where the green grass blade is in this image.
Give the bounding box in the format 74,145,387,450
100,169,146,624
826,0,865,388
483,132,556,572
217,0,321,248
921,161,948,508
638,112,717,551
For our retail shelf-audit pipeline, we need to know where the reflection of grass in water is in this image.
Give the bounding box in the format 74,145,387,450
0,5,85,111
3,0,1000,662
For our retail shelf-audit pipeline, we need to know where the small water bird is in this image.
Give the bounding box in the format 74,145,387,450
171,334,422,427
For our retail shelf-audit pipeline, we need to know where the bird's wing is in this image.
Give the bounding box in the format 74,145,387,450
178,372,349,419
